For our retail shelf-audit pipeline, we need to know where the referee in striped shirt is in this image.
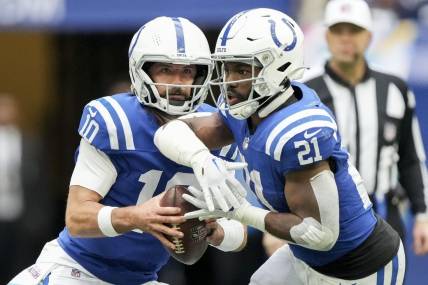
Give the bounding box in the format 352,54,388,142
305,0,428,255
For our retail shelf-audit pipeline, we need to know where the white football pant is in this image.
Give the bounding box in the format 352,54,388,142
7,239,169,285
250,243,405,285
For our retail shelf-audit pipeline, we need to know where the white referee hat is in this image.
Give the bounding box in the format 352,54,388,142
324,0,372,31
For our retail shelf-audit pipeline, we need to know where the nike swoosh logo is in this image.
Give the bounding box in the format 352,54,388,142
303,129,322,139
88,107,98,117
247,37,262,41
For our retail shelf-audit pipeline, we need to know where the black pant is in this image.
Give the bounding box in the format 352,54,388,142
370,193,405,240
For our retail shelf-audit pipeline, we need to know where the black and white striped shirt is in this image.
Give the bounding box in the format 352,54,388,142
305,62,428,216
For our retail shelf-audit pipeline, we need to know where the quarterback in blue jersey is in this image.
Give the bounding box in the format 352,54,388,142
154,8,406,285
8,17,247,285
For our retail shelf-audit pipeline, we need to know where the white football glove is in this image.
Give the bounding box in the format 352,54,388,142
190,151,248,212
184,186,268,232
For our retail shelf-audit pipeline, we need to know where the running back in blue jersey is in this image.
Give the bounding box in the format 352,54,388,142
219,82,377,267
59,93,238,285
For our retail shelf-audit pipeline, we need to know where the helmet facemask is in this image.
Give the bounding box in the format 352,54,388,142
131,57,210,115
210,49,296,120
210,55,266,120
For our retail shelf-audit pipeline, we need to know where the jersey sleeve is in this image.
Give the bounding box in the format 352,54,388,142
78,98,120,151
265,110,338,173
70,139,118,197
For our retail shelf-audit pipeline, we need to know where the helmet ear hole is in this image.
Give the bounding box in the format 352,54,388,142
190,65,209,103
194,65,208,85
142,62,154,74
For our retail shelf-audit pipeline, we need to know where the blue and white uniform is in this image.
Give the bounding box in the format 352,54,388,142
62,93,237,284
219,82,404,284
9,93,237,285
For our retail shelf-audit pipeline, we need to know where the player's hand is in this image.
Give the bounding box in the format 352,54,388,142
204,218,224,246
183,186,251,221
132,193,186,250
413,220,428,255
190,151,247,212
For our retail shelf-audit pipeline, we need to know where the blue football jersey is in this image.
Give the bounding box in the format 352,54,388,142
219,82,377,267
58,93,238,285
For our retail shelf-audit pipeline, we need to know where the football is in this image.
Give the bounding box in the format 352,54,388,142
160,185,208,265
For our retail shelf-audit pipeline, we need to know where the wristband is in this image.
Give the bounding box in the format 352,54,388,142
97,206,120,237
212,218,245,252
235,204,269,232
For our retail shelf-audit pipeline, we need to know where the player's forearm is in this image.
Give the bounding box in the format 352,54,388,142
66,200,105,237
66,201,135,237
265,212,304,241
228,203,300,241
183,116,234,149
154,116,234,165
232,205,309,243
242,208,337,251
154,120,210,167
235,170,339,251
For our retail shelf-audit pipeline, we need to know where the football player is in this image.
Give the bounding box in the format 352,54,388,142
8,16,246,285
154,8,406,284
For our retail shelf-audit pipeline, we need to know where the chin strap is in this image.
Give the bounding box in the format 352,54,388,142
230,101,260,120
257,86,294,118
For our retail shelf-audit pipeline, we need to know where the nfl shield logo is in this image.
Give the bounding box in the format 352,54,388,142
71,268,81,278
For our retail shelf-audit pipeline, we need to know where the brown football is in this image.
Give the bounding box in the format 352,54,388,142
160,185,208,265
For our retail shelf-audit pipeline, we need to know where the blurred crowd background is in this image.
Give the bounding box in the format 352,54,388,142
0,0,427,284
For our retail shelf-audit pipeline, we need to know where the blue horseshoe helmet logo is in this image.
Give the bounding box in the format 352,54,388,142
268,18,297,51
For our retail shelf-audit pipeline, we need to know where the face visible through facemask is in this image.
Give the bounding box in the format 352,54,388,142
223,62,262,107
147,62,197,106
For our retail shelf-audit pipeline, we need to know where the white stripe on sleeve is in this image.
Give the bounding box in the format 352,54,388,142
104,97,135,150
265,108,334,155
219,145,231,157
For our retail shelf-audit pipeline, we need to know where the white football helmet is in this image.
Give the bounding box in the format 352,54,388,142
211,8,305,120
129,16,213,115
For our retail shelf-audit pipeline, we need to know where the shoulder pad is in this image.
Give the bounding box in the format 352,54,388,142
78,96,136,151
264,107,338,167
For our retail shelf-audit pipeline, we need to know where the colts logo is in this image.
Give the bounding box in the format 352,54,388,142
268,18,297,51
